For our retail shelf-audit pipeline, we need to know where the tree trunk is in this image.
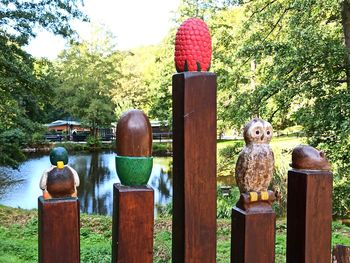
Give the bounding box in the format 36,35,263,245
342,0,350,87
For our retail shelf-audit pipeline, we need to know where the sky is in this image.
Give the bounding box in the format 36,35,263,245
25,0,181,59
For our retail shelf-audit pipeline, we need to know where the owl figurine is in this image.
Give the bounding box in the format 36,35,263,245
235,118,274,201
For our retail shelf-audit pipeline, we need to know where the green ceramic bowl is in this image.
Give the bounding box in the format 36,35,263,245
115,155,153,186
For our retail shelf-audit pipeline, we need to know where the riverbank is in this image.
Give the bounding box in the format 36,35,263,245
23,141,173,157
0,205,349,263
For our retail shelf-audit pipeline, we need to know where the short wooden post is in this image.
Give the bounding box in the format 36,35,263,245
112,184,154,263
172,72,217,262
286,169,333,263
38,197,80,263
231,192,276,262
332,245,350,263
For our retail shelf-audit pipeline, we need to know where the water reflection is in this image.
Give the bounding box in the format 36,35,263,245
0,151,233,216
0,151,173,216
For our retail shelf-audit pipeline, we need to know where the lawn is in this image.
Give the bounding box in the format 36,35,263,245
217,136,305,151
0,205,349,263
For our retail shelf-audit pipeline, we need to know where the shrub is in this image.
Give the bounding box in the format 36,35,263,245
217,141,244,178
217,186,240,219
153,143,172,156
332,167,350,218
86,135,102,148
0,129,27,168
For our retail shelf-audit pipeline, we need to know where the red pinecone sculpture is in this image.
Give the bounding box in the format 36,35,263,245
175,18,212,72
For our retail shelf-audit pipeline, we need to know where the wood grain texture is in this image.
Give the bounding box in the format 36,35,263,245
38,197,80,263
112,184,154,263
231,207,276,263
172,72,217,263
116,109,152,157
332,245,350,263
287,170,333,263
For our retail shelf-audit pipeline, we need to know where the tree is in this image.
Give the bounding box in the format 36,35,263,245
211,0,350,216
112,46,159,117
0,0,87,167
54,29,121,143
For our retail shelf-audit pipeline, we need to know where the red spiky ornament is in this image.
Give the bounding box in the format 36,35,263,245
174,18,212,72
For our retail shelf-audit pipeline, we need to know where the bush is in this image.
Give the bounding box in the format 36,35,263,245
0,129,27,168
311,142,350,218
270,147,290,217
217,141,244,177
332,167,350,218
217,186,240,219
156,202,173,218
153,143,172,156
86,135,102,148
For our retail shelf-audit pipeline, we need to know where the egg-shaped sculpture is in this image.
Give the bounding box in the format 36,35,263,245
115,109,153,186
116,109,152,157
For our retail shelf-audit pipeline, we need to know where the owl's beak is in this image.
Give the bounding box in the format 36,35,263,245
261,134,264,141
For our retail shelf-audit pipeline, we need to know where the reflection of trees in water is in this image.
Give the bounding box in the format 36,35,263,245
151,163,173,205
73,152,112,215
0,169,24,197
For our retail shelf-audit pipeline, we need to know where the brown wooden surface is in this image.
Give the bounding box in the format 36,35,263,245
112,184,154,263
287,169,333,263
231,206,276,263
116,109,152,157
38,197,80,263
332,245,350,263
47,166,75,198
236,191,275,213
172,72,217,263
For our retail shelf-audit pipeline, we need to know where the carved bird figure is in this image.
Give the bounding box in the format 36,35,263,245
235,118,274,201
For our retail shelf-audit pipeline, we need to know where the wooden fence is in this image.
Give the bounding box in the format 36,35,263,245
38,72,338,263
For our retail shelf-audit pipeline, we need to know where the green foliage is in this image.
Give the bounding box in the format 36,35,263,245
156,202,173,218
0,0,87,167
53,142,113,152
0,128,26,168
217,186,240,218
54,30,120,138
153,143,173,156
217,140,244,177
86,135,102,149
333,170,350,218
270,147,289,217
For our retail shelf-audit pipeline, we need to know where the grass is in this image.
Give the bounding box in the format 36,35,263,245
217,136,305,151
0,205,349,263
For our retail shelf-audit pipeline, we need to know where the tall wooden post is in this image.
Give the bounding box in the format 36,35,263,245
286,169,333,263
172,72,217,263
112,184,154,263
38,197,80,263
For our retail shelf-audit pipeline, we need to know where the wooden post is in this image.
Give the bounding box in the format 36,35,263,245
286,169,333,263
38,197,80,263
112,184,154,263
231,191,276,262
332,245,350,263
172,72,217,263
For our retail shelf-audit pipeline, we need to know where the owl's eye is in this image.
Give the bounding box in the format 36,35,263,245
255,130,260,135
267,131,271,135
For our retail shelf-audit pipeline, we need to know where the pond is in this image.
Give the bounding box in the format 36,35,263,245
0,151,233,216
